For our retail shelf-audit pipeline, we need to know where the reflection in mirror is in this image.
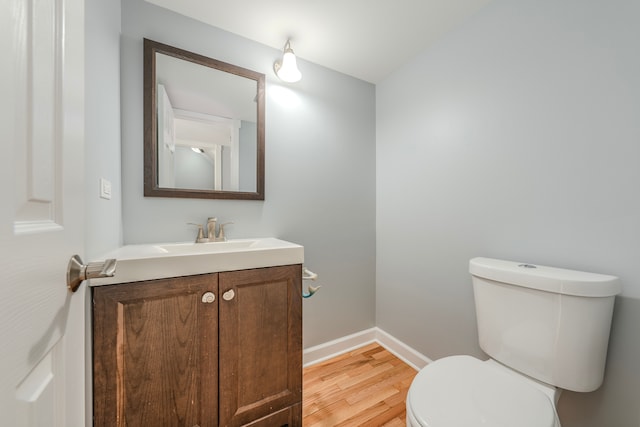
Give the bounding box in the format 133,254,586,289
144,39,265,200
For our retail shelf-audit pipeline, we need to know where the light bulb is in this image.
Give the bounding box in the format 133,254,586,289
275,43,302,83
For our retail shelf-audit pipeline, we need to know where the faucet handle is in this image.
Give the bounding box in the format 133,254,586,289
217,222,234,242
187,222,208,243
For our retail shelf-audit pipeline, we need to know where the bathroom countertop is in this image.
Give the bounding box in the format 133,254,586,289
89,238,304,286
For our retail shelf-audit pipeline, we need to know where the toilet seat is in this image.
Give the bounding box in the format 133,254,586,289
407,355,559,427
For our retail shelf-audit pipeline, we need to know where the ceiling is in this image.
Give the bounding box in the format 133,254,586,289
145,0,495,84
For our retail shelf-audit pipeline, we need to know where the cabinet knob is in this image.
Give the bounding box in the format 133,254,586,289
222,289,235,301
201,292,216,303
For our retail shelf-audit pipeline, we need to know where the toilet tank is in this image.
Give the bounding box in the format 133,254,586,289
470,257,621,392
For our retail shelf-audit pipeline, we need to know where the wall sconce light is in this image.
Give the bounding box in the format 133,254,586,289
274,40,302,83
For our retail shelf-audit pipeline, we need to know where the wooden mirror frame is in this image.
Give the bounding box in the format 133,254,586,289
143,39,265,200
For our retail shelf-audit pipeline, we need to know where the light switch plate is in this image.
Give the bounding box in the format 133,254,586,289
100,178,112,200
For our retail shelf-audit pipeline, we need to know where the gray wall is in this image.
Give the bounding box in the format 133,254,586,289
120,0,376,348
85,0,123,259
376,0,640,426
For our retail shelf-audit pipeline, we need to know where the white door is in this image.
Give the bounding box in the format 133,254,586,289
0,0,86,426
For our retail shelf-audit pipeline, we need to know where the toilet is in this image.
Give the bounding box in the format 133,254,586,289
406,257,621,427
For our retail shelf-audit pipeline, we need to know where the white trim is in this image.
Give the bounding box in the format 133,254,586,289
303,327,432,371
14,220,63,235
303,328,377,367
375,328,432,370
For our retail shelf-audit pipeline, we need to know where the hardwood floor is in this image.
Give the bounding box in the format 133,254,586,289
303,343,417,427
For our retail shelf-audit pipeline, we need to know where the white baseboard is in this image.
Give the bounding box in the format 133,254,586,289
303,327,432,370
374,328,432,370
302,328,377,367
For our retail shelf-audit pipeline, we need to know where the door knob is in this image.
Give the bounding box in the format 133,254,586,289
67,255,117,292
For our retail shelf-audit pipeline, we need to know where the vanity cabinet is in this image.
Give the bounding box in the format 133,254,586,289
92,264,302,427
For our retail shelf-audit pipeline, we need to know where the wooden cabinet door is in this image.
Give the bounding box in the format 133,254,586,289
218,265,302,427
93,274,219,427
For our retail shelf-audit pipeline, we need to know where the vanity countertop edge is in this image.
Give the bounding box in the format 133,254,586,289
89,238,304,286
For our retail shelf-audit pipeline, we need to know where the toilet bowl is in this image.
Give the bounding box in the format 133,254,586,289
406,356,561,427
405,257,621,427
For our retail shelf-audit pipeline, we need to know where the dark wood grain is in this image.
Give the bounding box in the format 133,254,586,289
218,265,302,427
243,403,301,427
143,38,265,200
93,266,302,427
93,274,219,427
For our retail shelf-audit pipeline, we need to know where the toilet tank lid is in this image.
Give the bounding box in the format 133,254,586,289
469,257,621,297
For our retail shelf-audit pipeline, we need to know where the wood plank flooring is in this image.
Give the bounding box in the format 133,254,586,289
303,343,418,427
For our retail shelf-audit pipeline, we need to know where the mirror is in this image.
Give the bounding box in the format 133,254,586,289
144,39,265,200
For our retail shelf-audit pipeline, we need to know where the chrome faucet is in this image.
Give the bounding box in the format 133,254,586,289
206,217,217,241
206,217,234,242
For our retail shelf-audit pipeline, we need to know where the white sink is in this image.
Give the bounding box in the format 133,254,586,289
156,239,258,255
89,238,304,286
